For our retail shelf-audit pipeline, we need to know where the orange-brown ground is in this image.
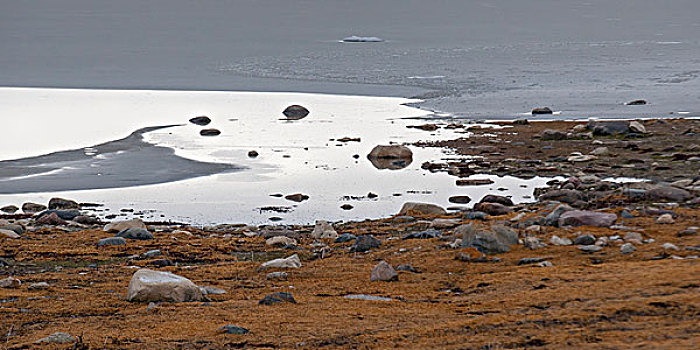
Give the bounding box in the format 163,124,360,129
1,206,699,349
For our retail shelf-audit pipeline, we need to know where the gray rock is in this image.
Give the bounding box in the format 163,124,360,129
344,294,393,302
403,229,441,240
620,243,636,254
201,286,227,295
587,120,629,136
98,237,127,246
312,220,338,239
431,218,461,229
127,269,203,303
624,232,643,242
36,209,81,220
559,211,617,227
550,235,573,246
629,121,647,133
334,233,357,243
491,225,519,245
541,129,567,140
22,202,47,213
219,325,249,335
0,277,21,289
538,189,583,204
397,202,446,216
48,197,79,210
350,235,381,252
367,145,413,170
282,105,310,119
573,234,596,246
370,261,398,282
479,195,514,206
259,292,296,305
104,218,147,233
261,254,302,269
28,282,50,290
523,236,546,249
35,332,74,344
0,224,25,235
73,215,101,225
537,261,554,267
460,224,512,254
396,264,419,273
473,202,512,216
463,211,488,220
266,272,288,280
116,227,154,240
578,245,603,253
141,249,162,259
662,243,679,251
646,186,693,202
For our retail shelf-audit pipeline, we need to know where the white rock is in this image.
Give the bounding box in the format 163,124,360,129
550,235,573,246
590,147,609,156
656,214,675,224
620,243,636,254
0,277,21,288
662,243,679,251
261,254,302,269
266,236,297,247
104,218,147,233
0,229,20,239
312,220,338,239
629,121,647,134
431,218,461,229
568,154,597,162
126,269,203,303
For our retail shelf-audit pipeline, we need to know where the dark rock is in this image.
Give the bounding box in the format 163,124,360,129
537,189,584,204
219,325,249,335
116,228,154,240
282,105,310,120
473,202,512,216
396,264,419,273
150,259,174,267
518,257,546,265
199,128,221,136
367,192,378,199
350,235,381,252
559,211,617,227
340,204,354,210
532,107,553,115
456,178,495,186
36,209,81,221
97,237,127,246
678,228,698,237
284,193,309,202
402,229,441,240
645,186,692,202
541,129,568,140
48,197,79,210
545,204,574,226
247,150,259,158
573,234,596,246
0,224,24,235
587,121,629,136
398,202,446,216
21,202,47,213
513,119,529,125
448,196,471,204
626,99,647,105
370,261,398,282
479,194,514,206
334,233,357,243
35,212,66,226
463,211,488,220
73,215,101,225
459,224,512,254
0,205,18,214
367,145,413,170
189,116,211,126
259,292,296,305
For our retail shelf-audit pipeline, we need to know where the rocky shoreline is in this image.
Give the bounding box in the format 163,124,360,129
0,119,699,349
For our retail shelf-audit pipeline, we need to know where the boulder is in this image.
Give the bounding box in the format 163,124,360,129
626,99,647,105
22,202,47,213
398,202,447,217
189,116,211,126
127,269,203,303
545,204,574,226
36,209,81,220
587,121,629,136
367,145,413,170
473,202,512,216
0,224,24,235
490,225,519,245
629,121,647,134
48,197,79,210
559,211,617,227
646,186,692,202
35,212,66,226
531,107,553,115
370,261,398,282
98,237,127,246
0,205,18,214
541,129,567,140
479,194,514,206
537,189,583,204
104,219,147,233
0,229,19,239
312,220,338,239
261,254,302,269
459,224,512,254
266,236,297,247
350,235,381,252
282,105,310,120
284,193,309,202
0,277,21,288
259,292,297,305
448,195,471,204
116,228,154,240
200,128,221,136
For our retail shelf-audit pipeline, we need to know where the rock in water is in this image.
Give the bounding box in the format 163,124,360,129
341,35,384,43
626,99,647,105
367,145,413,170
200,128,221,136
397,202,447,216
22,202,47,213
104,218,147,233
282,105,310,120
531,107,553,115
126,269,203,303
479,194,514,206
189,116,211,126
284,193,309,202
558,211,617,227
448,195,471,204
312,220,338,239
370,261,398,282
261,254,302,269
0,205,18,214
48,197,79,210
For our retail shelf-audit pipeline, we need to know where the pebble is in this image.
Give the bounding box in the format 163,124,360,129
578,245,603,253
656,214,675,224
517,257,546,265
624,232,643,242
344,294,393,302
662,243,679,251
220,325,249,335
259,292,296,305
620,243,636,254
550,235,573,246
523,237,546,249
28,282,50,290
97,237,127,246
537,261,554,267
266,272,289,281
573,234,596,246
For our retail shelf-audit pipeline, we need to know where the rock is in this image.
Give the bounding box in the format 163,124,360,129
626,99,647,105
662,243,679,251
538,189,583,204
350,235,381,252
189,116,211,126
341,35,384,43
0,205,18,213
656,214,675,224
537,261,554,267
35,332,74,344
460,224,512,254
22,202,47,213
201,286,227,295
0,277,21,288
479,194,514,206
518,257,546,265
678,227,698,237
523,237,546,249
334,233,357,243
36,209,81,220
48,197,79,210
340,204,354,210
531,107,553,115
545,204,574,226
344,294,393,301
282,105,310,119
150,259,174,267
541,129,567,140
398,202,446,216
448,195,471,204
219,325,249,335
259,228,301,240
629,121,647,134
98,237,127,246
35,212,66,226
587,120,629,136
247,150,259,158
457,178,495,186
431,218,460,229
104,218,147,233
578,245,603,253
463,211,488,220
646,186,692,202
141,250,162,259
396,264,419,273
367,145,413,170
284,193,309,202
261,254,302,269
312,220,338,239
403,229,441,240
0,229,20,239
491,225,519,245
259,292,297,305
116,228,154,240
28,282,50,290
266,236,297,247
266,272,288,281
73,215,101,225
126,269,203,303
573,234,596,246
572,124,587,133
370,261,398,282
473,202,512,216
550,235,573,246
559,211,617,227
200,128,221,136
513,119,529,125
568,154,597,162
624,232,643,242
591,147,610,156
620,243,636,254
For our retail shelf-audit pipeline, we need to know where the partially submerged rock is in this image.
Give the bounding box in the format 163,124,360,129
532,107,553,115
398,202,447,217
282,105,310,120
189,116,211,126
367,145,413,170
127,269,203,303
48,197,79,210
